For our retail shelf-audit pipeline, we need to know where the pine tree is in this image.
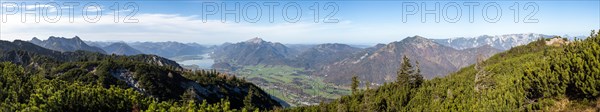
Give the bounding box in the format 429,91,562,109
410,61,424,88
362,80,373,111
397,55,413,85
351,74,359,95
244,87,255,110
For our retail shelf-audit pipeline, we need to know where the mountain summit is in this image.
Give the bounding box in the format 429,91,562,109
213,37,293,70
102,42,143,55
245,37,266,44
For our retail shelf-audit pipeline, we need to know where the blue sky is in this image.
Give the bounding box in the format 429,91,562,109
0,0,598,45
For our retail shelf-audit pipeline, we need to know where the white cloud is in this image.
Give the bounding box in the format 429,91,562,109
0,12,392,45
24,4,59,13
83,5,102,12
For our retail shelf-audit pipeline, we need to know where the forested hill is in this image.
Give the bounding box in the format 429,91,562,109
1,40,182,70
0,40,281,111
286,30,600,111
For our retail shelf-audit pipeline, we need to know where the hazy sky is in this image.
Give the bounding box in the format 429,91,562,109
1,0,598,45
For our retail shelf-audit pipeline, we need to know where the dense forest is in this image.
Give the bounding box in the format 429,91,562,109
0,40,280,111
285,30,600,111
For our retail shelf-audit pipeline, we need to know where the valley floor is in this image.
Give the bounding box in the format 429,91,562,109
234,65,351,107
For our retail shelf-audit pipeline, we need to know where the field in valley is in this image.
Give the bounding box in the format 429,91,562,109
235,65,351,106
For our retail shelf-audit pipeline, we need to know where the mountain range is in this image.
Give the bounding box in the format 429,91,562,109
30,36,107,54
26,34,553,84
12,33,565,108
432,33,554,50
211,36,508,84
84,41,209,58
30,37,211,58
318,36,502,84
196,34,544,106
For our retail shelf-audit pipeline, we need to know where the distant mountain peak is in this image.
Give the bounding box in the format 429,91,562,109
30,37,42,44
246,37,265,44
413,35,425,38
73,36,81,40
103,42,143,55
28,36,106,54
403,35,430,42
398,36,437,48
32,37,40,41
47,36,58,40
